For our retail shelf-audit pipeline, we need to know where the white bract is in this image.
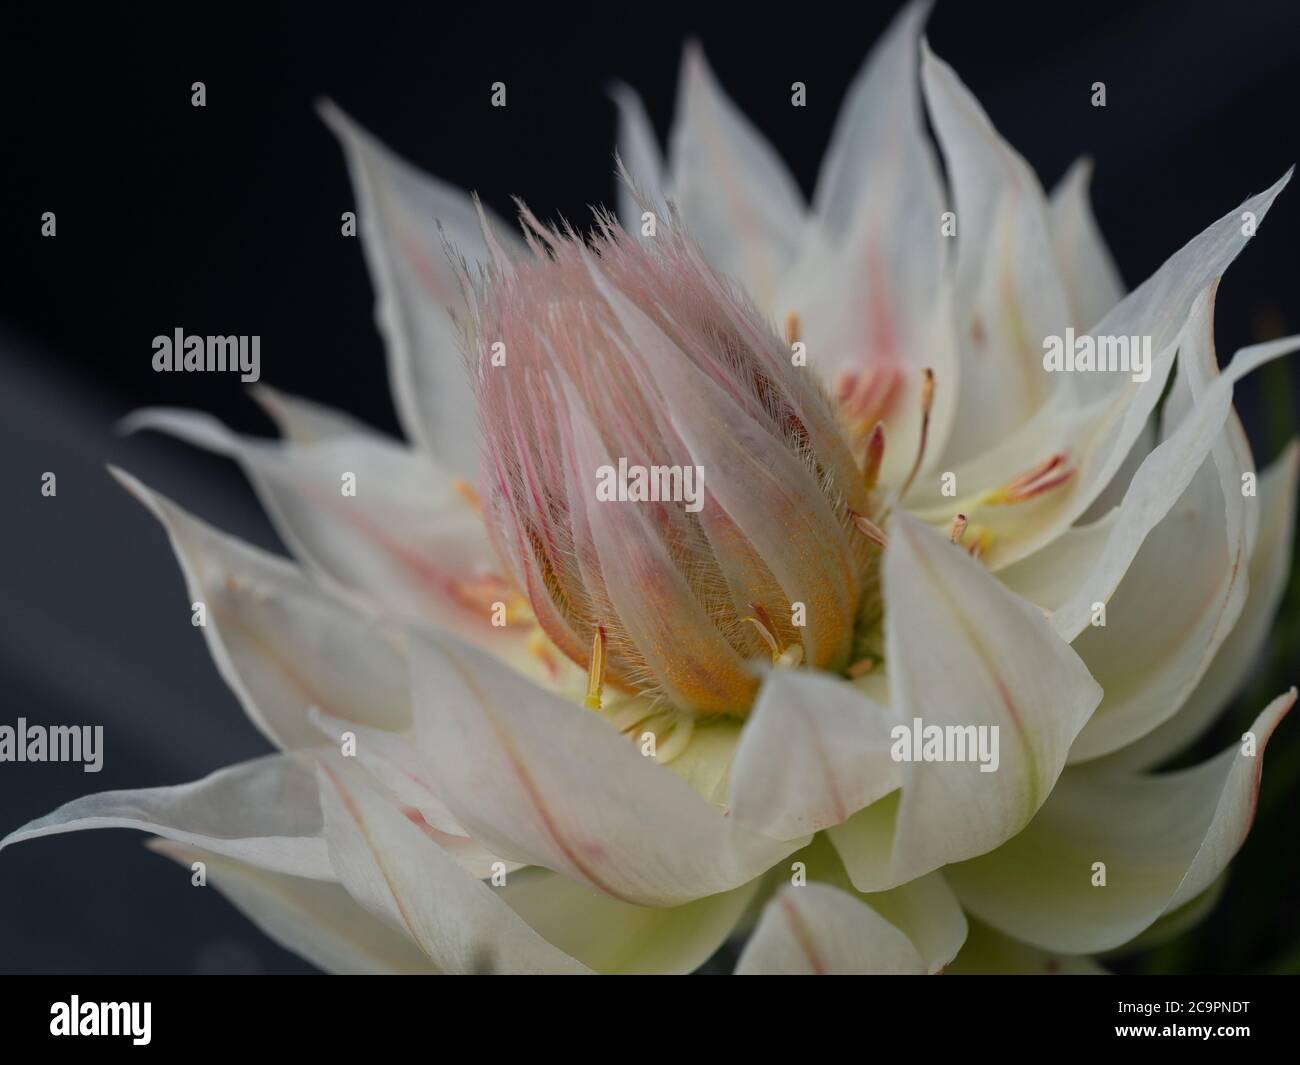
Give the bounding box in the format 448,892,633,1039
5,1,1297,974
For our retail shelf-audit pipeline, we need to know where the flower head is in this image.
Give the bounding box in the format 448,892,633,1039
467,209,872,714
5,0,1299,976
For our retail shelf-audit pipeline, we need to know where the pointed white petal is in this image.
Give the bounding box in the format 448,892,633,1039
249,384,371,444
1049,308,1300,642
735,883,927,975
1049,158,1125,330
409,631,802,906
667,42,804,307
609,83,667,233
319,101,518,477
1067,293,1257,760
1,755,331,878
831,514,1101,891
1104,443,1299,770
149,841,436,974
111,468,408,748
946,690,1296,953
785,0,957,484
121,410,525,658
318,760,591,974
922,44,1072,458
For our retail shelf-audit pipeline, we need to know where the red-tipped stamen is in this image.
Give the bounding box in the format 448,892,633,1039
863,421,886,493
949,512,968,544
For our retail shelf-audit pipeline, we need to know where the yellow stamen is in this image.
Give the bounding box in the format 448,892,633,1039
784,311,801,347
949,512,968,544
584,626,607,710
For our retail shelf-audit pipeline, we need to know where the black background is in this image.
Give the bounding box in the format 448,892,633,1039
1,0,1298,974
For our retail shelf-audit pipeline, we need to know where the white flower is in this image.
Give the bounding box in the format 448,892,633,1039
5,0,1297,974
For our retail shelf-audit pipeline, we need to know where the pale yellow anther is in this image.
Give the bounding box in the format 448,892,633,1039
949,513,968,544
784,311,801,347
850,510,889,550
584,626,607,710
743,602,782,663
452,478,482,513
847,657,875,678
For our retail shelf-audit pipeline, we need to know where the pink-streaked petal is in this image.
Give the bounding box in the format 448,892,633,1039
409,630,804,906
830,514,1101,892
318,759,591,974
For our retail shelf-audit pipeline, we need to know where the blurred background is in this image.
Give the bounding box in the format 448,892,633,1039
1,0,1297,973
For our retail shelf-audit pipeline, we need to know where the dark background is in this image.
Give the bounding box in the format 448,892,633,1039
1,0,1297,973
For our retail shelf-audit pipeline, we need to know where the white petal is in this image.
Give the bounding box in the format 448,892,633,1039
1104,442,1299,770
859,871,968,974
112,468,409,748
946,690,1296,954
307,707,519,880
1,755,331,878
735,883,927,975
667,42,804,307
1049,309,1300,642
1048,158,1125,330
409,630,803,906
729,668,900,838
1073,167,1292,403
498,868,757,975
1066,292,1257,760
319,101,518,477
785,0,957,484
121,410,523,656
249,384,371,444
922,43,1072,459
318,759,590,974
149,841,436,974
609,83,666,234
830,513,1102,891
